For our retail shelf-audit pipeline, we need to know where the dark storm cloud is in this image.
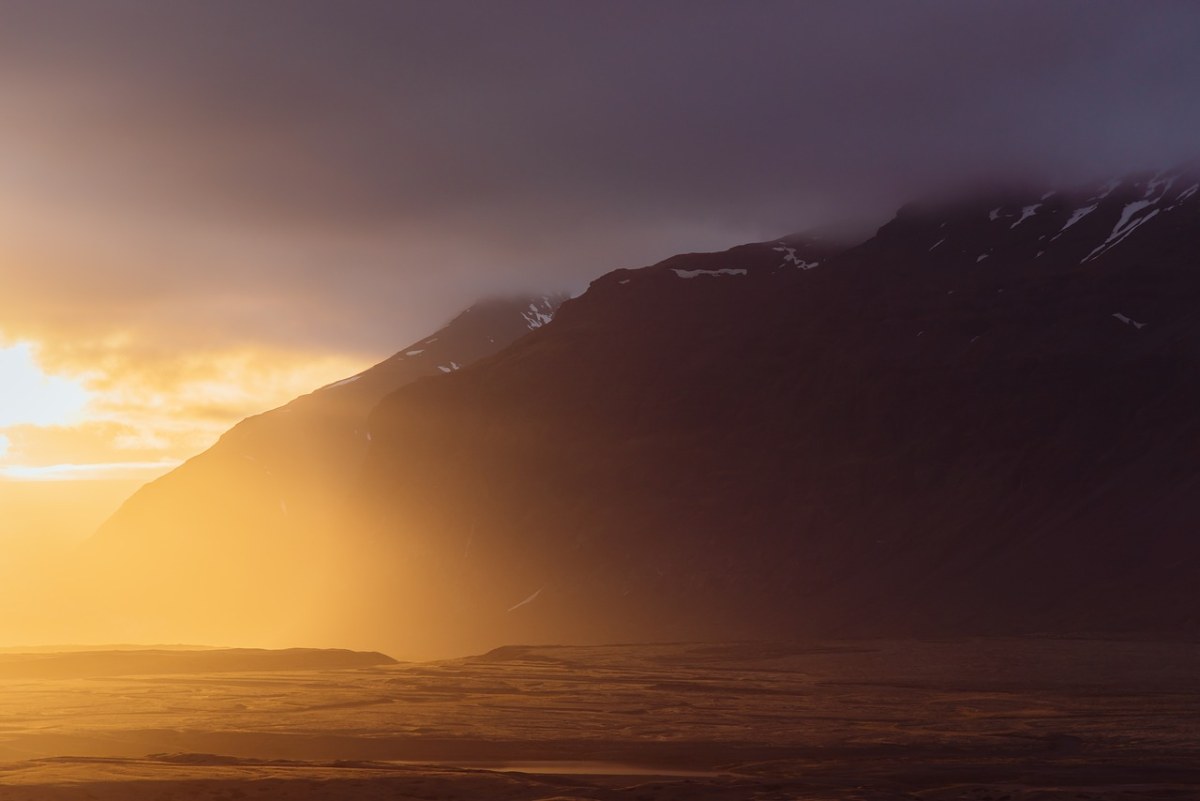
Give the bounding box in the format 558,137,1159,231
3,0,1200,352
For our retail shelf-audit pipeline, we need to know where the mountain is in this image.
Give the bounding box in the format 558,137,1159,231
86,168,1200,658
81,295,565,646
336,168,1200,656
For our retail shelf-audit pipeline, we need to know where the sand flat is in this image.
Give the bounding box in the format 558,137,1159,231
0,639,1196,799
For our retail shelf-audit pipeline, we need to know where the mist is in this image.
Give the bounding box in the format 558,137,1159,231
2,1,1199,355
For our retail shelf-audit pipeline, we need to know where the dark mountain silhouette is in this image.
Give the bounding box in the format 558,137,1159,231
88,168,1200,657
82,295,565,646
96,294,564,543
341,169,1200,656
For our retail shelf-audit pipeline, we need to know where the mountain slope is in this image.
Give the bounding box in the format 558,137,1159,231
340,169,1200,656
82,295,564,646
80,169,1200,658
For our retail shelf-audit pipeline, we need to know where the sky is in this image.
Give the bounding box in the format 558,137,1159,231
2,1,1200,539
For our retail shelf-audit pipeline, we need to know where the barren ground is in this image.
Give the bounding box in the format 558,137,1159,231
0,638,1197,800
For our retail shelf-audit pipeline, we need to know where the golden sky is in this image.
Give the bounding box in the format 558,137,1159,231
0,334,367,543
0,337,365,472
4,1,1199,549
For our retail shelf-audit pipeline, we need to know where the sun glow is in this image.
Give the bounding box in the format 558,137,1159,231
0,333,367,472
0,342,89,428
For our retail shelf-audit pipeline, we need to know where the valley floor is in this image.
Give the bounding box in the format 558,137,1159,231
0,638,1197,800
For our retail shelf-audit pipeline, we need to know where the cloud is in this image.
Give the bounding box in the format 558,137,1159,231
0,460,182,482
1,1,1199,457
0,341,365,471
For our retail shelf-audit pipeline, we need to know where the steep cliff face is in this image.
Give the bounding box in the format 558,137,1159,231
348,171,1200,656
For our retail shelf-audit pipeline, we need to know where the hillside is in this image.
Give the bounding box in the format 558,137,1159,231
346,169,1200,655
83,169,1200,657
82,295,565,647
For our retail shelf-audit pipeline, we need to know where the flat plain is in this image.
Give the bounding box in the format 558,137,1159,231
0,639,1197,800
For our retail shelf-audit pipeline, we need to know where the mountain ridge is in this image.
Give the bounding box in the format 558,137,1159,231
85,167,1200,657
79,293,567,648
346,166,1200,655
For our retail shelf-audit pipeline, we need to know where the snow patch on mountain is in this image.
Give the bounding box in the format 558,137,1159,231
1053,204,1098,239
324,375,362,390
522,299,556,329
1092,179,1122,201
1144,172,1178,200
1083,200,1162,262
773,245,819,270
1011,204,1041,228
672,268,748,279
